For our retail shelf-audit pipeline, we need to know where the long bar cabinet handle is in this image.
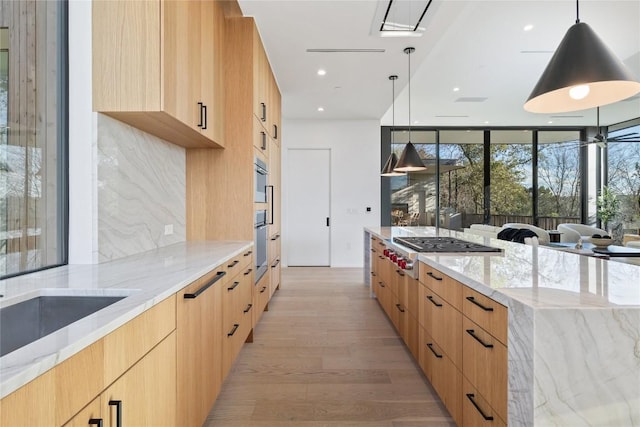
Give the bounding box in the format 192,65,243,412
271,259,280,268
184,271,226,299
243,304,253,313
427,295,443,307
227,259,239,268
466,393,494,421
244,268,253,276
426,343,443,358
197,102,204,128
466,329,494,348
88,419,103,427
108,400,122,427
395,303,405,313
427,271,443,281
466,296,494,311
227,281,240,291
202,104,207,129
227,324,240,337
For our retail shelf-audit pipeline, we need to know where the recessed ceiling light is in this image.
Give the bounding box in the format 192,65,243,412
524,24,534,32
317,107,324,112
317,69,327,76
413,120,419,124
453,87,460,92
548,120,553,124
484,121,490,124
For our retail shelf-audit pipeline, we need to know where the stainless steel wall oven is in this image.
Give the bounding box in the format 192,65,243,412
254,157,268,203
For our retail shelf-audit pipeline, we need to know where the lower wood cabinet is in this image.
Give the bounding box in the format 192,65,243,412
177,269,224,426
63,396,101,427
462,376,507,427
414,261,508,427
101,331,177,426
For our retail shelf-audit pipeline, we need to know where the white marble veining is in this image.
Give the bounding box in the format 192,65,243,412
97,115,186,262
364,226,640,427
0,241,252,399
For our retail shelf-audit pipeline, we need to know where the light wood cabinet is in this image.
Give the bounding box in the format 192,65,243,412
462,377,507,427
187,16,281,246
101,332,176,426
176,268,225,426
417,261,508,427
462,317,508,422
253,271,271,326
93,0,225,149
222,260,254,379
63,396,101,427
0,369,55,426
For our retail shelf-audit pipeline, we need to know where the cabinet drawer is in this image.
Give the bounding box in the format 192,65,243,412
222,312,252,378
253,272,271,326
103,294,176,386
462,287,507,345
429,340,463,426
423,286,462,367
419,263,462,310
225,250,252,277
270,256,281,296
406,275,419,318
462,317,508,421
462,376,507,427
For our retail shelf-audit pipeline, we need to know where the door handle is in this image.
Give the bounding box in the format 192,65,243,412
326,217,330,227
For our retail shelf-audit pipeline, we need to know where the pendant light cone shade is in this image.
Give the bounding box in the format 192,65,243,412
395,47,426,172
381,153,405,176
394,142,425,172
381,74,406,177
524,21,640,113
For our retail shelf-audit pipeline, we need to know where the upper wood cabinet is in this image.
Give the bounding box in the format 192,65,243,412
93,0,225,149
252,26,281,141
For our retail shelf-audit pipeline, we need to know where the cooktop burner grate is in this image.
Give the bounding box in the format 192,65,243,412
393,236,501,253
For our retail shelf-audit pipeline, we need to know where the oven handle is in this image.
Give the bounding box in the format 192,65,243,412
267,185,274,225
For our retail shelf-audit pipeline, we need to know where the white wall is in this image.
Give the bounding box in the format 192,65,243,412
282,119,380,268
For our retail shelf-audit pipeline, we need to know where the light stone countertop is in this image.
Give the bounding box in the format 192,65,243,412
365,226,640,426
365,226,640,308
0,240,252,399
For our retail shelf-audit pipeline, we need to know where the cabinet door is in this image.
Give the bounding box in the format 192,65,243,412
163,0,202,133
63,397,101,427
102,332,177,426
177,270,224,426
200,0,225,145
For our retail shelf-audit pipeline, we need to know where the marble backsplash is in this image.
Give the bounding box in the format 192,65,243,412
97,115,186,262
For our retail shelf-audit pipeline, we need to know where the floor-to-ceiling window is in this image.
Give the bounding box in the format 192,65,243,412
490,130,533,222
0,2,67,278
606,121,640,235
381,126,587,230
537,130,582,228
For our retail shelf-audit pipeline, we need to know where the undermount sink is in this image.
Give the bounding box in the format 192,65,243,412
0,289,138,357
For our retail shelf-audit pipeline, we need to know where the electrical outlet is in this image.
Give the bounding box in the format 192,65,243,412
164,224,174,235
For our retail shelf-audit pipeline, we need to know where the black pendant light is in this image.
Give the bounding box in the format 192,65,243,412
395,47,426,172
524,0,640,113
381,75,406,176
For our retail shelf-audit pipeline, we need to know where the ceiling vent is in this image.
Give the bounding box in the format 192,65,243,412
306,48,385,53
455,97,488,103
373,0,435,37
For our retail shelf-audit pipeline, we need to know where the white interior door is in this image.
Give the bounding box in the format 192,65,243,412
287,148,330,266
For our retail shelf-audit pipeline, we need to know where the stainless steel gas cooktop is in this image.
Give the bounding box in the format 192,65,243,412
392,236,501,253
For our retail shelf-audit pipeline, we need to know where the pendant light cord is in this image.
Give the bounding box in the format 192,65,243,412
407,48,412,143
392,77,395,145
575,0,580,24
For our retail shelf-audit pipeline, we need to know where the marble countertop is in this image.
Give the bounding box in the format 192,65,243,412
365,226,640,308
0,240,252,399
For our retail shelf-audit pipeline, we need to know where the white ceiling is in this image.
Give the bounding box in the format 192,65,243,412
238,0,640,128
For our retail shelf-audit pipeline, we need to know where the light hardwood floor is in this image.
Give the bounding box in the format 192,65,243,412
204,267,455,427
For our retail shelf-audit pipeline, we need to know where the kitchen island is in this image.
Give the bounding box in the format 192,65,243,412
364,226,640,427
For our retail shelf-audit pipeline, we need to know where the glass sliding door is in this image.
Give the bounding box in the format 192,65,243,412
489,131,533,225
606,123,640,235
537,130,582,229
439,130,484,229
